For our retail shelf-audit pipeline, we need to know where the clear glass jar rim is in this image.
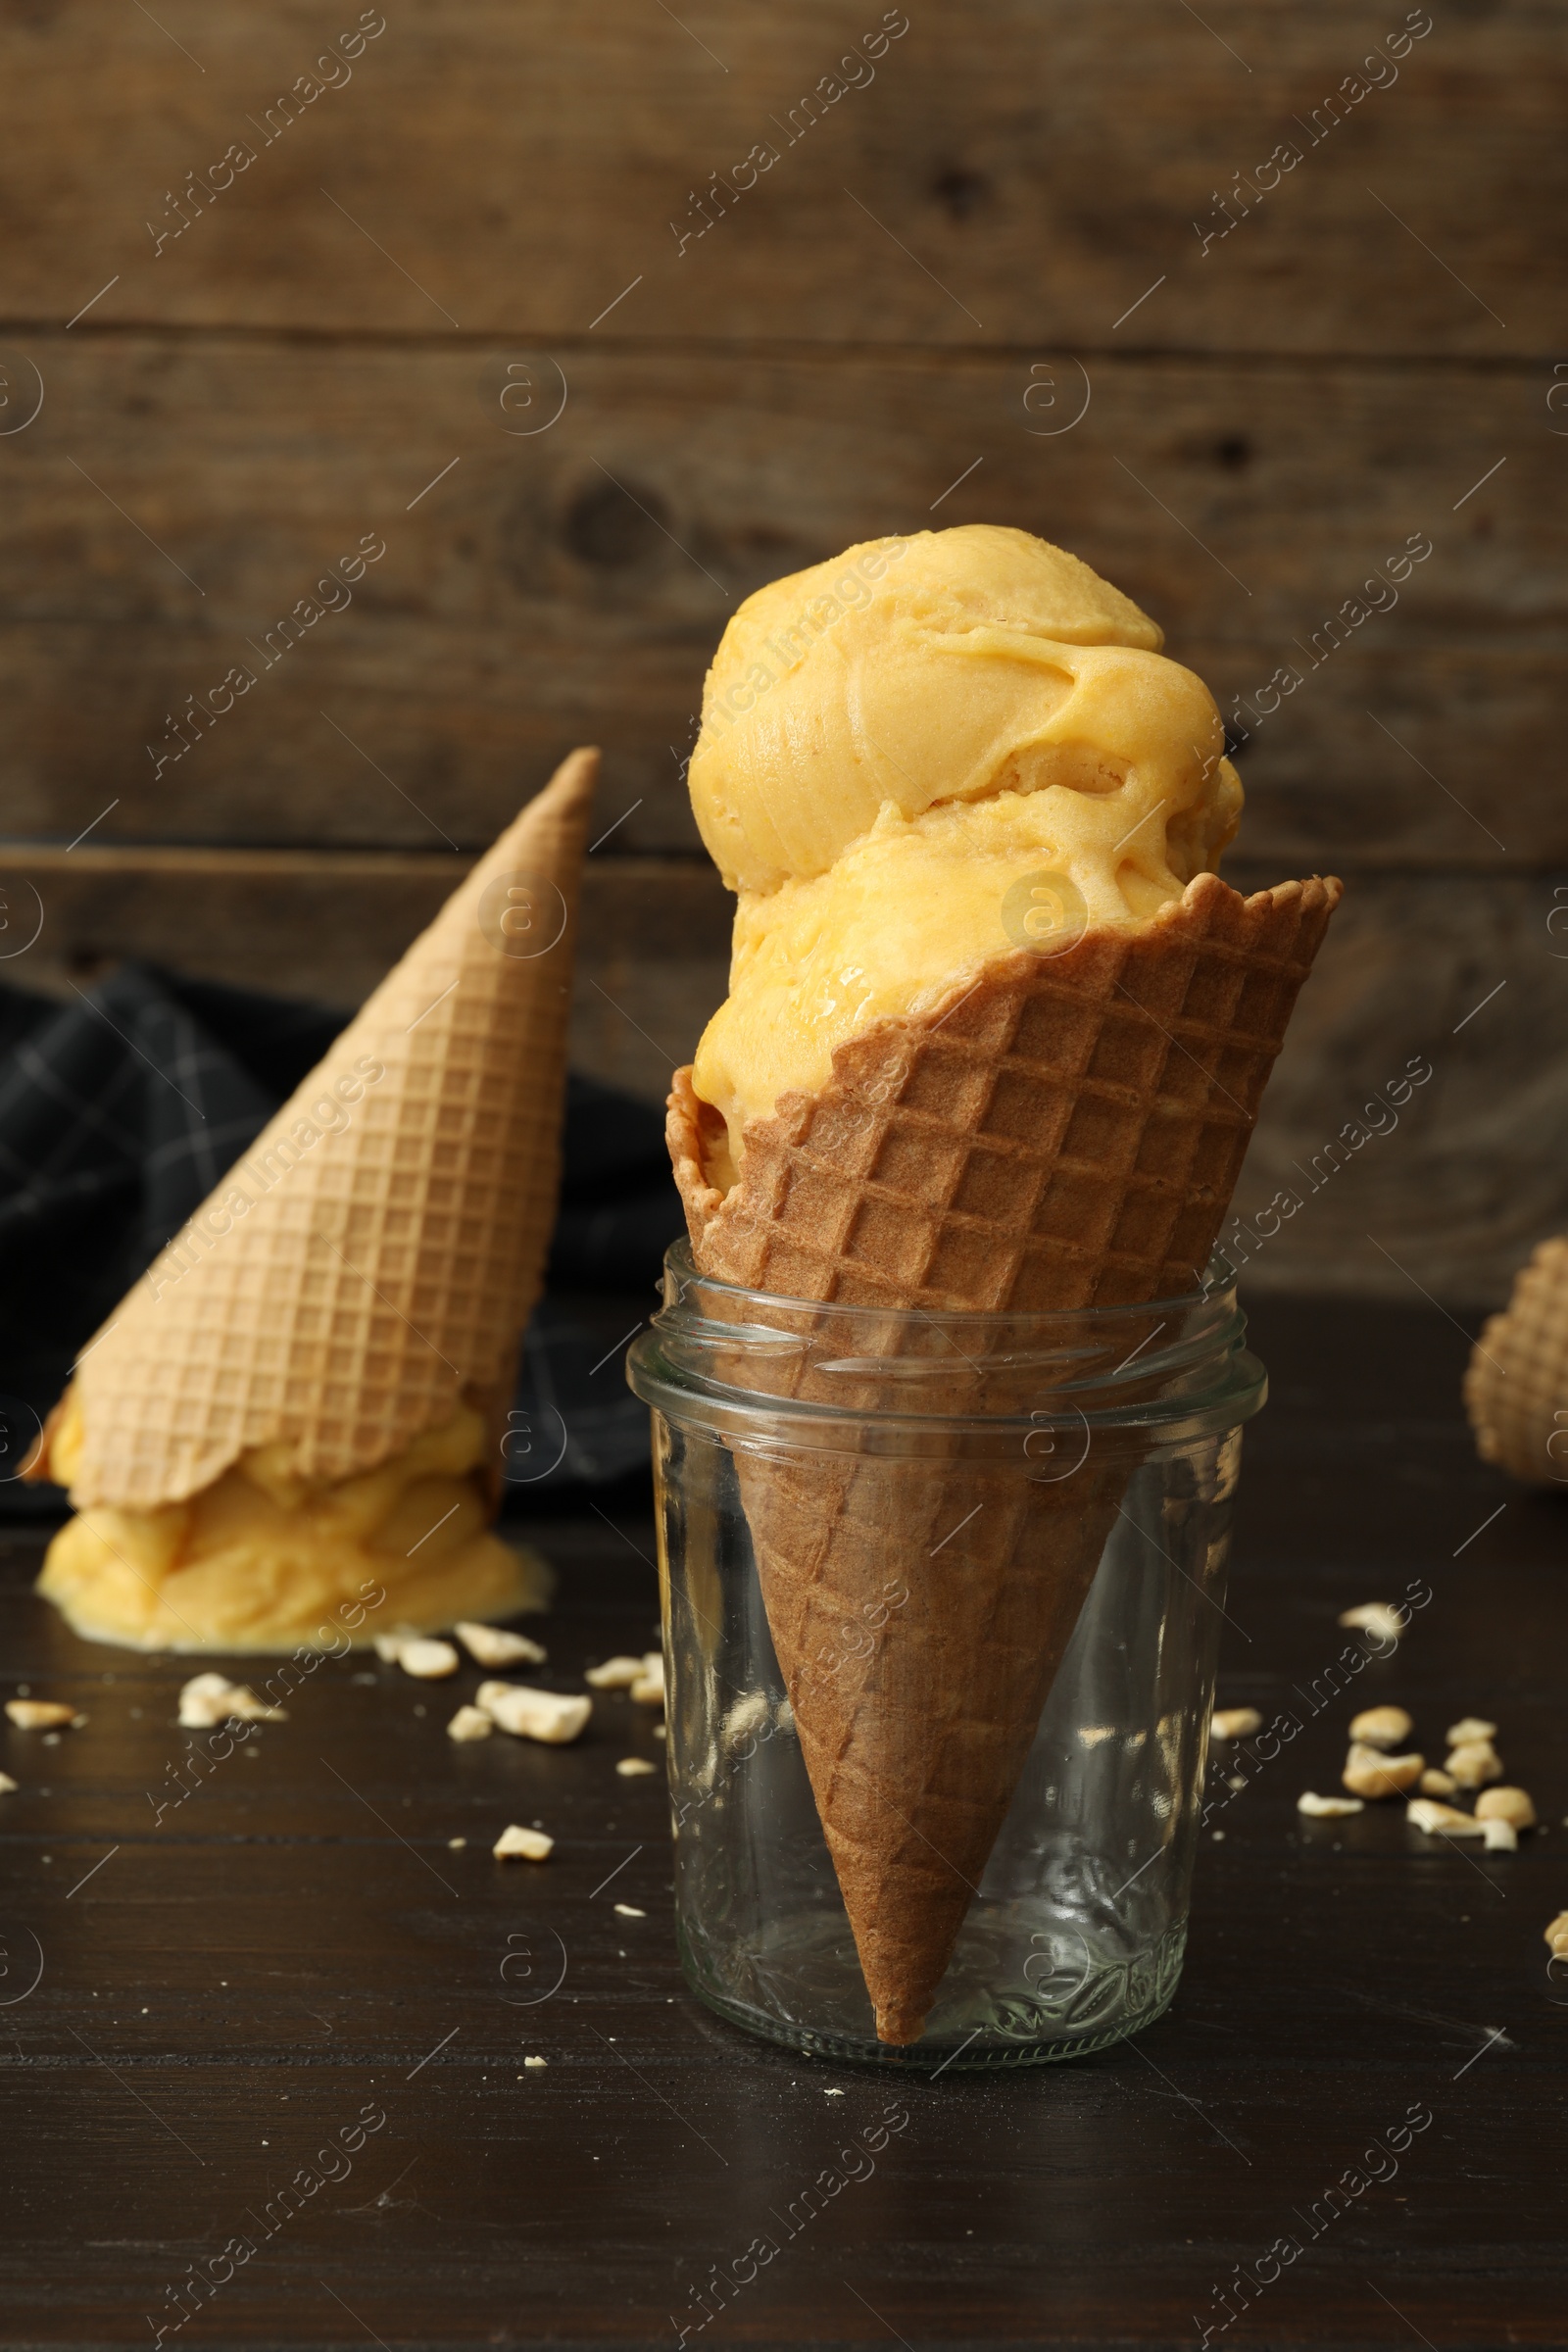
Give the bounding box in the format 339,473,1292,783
626,1242,1267,1443
656,1239,1235,1339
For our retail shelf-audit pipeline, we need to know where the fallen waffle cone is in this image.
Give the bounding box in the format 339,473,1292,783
27,748,597,1643
1464,1236,1568,1484
669,869,1342,2041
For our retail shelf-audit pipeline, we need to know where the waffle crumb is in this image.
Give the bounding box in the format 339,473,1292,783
586,1656,646,1690
1446,1740,1503,1789
1339,1602,1403,1646
1475,1787,1536,1830
1343,1744,1425,1799
631,1653,665,1706
1210,1707,1262,1740
398,1638,461,1681
446,1705,493,1743
1349,1705,1413,1751
721,1691,771,1749
5,1701,76,1730
1298,1791,1364,1817
456,1621,547,1668
1482,1819,1518,1852
523,2055,548,2069
476,1682,591,1744
1406,1798,1487,1837
1446,1716,1497,1747
613,1903,647,1918
493,1824,554,1862
616,1757,658,1778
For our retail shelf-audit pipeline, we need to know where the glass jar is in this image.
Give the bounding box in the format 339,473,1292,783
626,1246,1264,2072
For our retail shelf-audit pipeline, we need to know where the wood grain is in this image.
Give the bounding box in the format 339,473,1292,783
3,847,1559,1301
0,0,1552,356
0,0,1554,1319
0,1300,1562,2343
0,846,731,1111
0,340,1544,867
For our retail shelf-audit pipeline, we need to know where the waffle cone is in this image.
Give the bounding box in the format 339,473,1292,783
668,869,1341,2041
1464,1237,1568,1485
37,748,597,1516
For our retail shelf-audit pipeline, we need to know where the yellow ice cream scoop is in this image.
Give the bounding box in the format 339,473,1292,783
689,525,1243,1176
35,1396,545,1652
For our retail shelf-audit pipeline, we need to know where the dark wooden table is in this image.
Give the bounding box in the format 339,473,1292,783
0,1295,1562,2349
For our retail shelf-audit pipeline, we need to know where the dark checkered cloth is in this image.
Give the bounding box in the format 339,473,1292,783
0,965,678,1510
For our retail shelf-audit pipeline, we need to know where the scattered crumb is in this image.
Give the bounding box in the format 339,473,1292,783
613,1903,646,1918
1544,1911,1568,1955
1475,1787,1536,1830
653,1724,666,1740
373,1628,420,1664
1349,1705,1413,1751
824,2087,845,2097
1298,1791,1364,1818
586,1655,646,1690
1209,1707,1262,1740
631,1653,665,1706
721,1691,772,1749
447,1837,467,1850
1406,1798,1487,1838
456,1621,547,1669
523,2055,548,2070
446,1705,493,1744
493,1824,554,1862
1446,1740,1503,1789
5,1701,75,1730
41,1733,60,1747
398,1638,460,1681
1339,1602,1403,1646
1481,1819,1518,1853
0,1774,16,1793
1419,1768,1456,1796
1446,1716,1497,1747
1343,1744,1425,1799
177,1674,286,1729
1211,1830,1225,1841
616,1757,658,1778
351,1671,377,1687
1226,1774,1247,1793
477,1682,591,1745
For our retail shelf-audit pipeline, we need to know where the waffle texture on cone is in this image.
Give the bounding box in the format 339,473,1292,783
741,1443,1118,2043
1464,1237,1568,1484
667,868,1341,2042
672,873,1342,1311
37,748,598,1517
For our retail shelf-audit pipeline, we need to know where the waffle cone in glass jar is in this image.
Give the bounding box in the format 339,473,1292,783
1464,1237,1568,1485
668,870,1342,2042
32,748,598,1515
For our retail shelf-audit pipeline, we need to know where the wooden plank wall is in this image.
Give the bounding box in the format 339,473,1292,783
0,0,1559,1301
